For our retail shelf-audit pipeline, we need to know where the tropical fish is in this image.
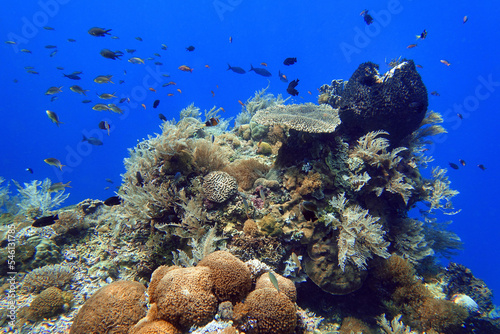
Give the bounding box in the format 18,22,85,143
70,85,89,95
32,214,58,227
463,16,468,24
125,49,136,54
155,62,163,66
449,162,459,170
416,64,423,68
46,110,63,127
82,135,103,146
177,89,182,94
283,57,297,66
45,86,62,95
48,181,71,192
229,36,232,43
430,91,440,96
149,88,156,92
360,10,373,25
55,66,64,70
136,171,144,187
211,90,215,97
440,60,451,66
173,172,182,183
178,65,193,72
291,252,302,273
49,50,58,57
159,113,167,122
477,164,486,170
416,29,427,40
50,96,59,102
5,41,17,45
227,63,246,74
141,104,146,110
279,70,288,82
104,196,121,206
43,26,55,30
97,92,117,99
100,49,123,60
105,178,114,183
161,44,168,50
45,45,57,49
67,38,76,42
82,100,92,104
457,113,463,119
44,158,64,170
238,100,244,106
27,70,39,74
167,93,174,96
268,271,280,292
21,49,32,53
287,79,299,96
153,100,160,108
154,53,161,57
186,45,195,51
26,168,33,174
88,27,112,37
407,44,417,49
135,37,143,41
63,73,81,80
260,62,268,67
249,64,271,77
92,103,111,111
459,159,466,166
205,118,219,127
107,104,123,114
128,57,145,64
99,120,111,135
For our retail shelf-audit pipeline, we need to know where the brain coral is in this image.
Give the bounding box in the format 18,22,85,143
255,272,297,303
129,319,181,334
252,103,341,133
197,250,252,303
244,288,297,334
28,287,71,320
69,280,147,334
202,171,238,203
150,266,217,331
21,264,73,293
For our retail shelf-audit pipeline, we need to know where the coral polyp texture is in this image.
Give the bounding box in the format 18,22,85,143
202,171,238,203
252,102,341,133
69,280,147,334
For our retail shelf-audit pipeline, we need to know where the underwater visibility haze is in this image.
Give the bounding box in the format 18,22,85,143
1,0,500,333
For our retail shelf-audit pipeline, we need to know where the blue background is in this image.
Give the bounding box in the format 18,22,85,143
1,0,498,302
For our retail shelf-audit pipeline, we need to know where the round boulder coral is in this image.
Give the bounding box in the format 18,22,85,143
244,288,297,334
129,319,181,334
255,272,297,303
197,250,252,303
69,280,147,334
202,171,238,203
28,287,72,320
151,266,217,331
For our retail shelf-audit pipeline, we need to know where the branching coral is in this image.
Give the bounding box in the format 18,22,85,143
323,193,390,271
13,178,69,218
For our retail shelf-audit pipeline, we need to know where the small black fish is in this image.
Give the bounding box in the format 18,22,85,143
361,10,374,25
82,135,103,146
153,100,160,108
477,164,486,171
100,48,123,60
82,100,92,104
249,64,272,77
136,171,144,187
186,45,195,51
98,121,111,135
125,49,136,54
227,63,246,74
119,97,128,103
104,196,121,206
26,167,33,174
63,73,81,80
32,214,58,227
67,38,76,42
417,29,427,40
159,113,167,122
283,57,297,66
459,159,466,166
154,62,163,66
88,27,112,37
449,162,459,170
136,37,143,41
287,79,299,96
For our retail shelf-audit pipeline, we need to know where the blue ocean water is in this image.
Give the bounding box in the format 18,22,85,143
1,0,498,304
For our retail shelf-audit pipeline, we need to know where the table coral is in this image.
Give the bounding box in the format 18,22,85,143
197,250,252,303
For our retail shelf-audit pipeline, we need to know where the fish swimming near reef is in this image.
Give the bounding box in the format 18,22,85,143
186,45,195,51
32,214,58,227
99,120,111,135
360,9,373,25
45,86,62,95
227,64,246,74
44,158,64,170
94,75,114,84
63,73,81,80
449,162,459,170
159,113,167,122
82,135,103,146
153,100,160,108
268,271,280,292
48,181,71,192
279,70,288,82
287,79,299,96
249,64,272,77
136,171,144,187
46,110,63,127
70,85,89,95
88,27,112,37
100,49,123,60
104,196,121,206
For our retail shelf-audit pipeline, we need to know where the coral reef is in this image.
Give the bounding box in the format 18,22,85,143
21,264,73,293
252,103,341,133
336,60,428,144
13,178,69,218
377,314,417,334
197,250,252,303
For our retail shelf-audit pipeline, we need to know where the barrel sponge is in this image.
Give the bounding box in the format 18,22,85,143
255,272,297,303
69,280,147,334
152,266,217,331
129,320,181,334
245,288,297,334
197,250,252,303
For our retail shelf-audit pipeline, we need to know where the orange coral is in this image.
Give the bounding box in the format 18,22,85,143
255,272,297,303
129,319,181,334
243,288,297,334
197,250,252,303
339,317,374,334
150,266,217,331
223,159,270,190
70,280,147,334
